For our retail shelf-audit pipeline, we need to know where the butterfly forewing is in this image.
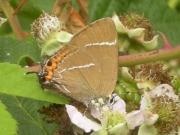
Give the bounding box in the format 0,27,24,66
48,18,118,103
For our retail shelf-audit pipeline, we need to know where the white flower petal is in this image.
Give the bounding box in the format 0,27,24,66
140,96,147,110
65,105,101,132
148,84,178,101
90,106,107,121
111,94,126,114
126,110,144,129
91,107,102,120
140,92,152,110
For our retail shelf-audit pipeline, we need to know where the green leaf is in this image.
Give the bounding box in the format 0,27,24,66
0,37,41,64
28,0,55,12
0,62,68,104
0,95,57,135
0,100,18,135
89,0,180,45
89,0,129,22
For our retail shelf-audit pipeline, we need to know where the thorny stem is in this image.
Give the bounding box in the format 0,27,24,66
0,0,25,39
118,46,180,67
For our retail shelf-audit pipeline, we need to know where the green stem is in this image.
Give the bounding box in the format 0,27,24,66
0,0,25,39
118,46,180,67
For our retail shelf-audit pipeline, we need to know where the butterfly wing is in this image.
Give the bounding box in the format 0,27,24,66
49,18,118,103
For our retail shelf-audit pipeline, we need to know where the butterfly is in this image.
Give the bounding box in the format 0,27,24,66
38,18,118,105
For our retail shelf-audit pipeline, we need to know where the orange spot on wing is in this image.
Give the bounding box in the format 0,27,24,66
45,66,54,71
45,75,53,81
48,71,53,76
43,49,71,81
51,62,57,69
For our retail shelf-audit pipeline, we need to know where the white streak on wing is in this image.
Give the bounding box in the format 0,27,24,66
62,84,70,93
67,63,95,71
53,68,70,93
55,63,95,79
85,39,116,47
92,43,100,45
52,63,95,93
53,68,66,80
55,83,70,93
59,68,67,75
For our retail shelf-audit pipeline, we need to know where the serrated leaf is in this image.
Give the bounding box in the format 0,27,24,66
0,95,57,135
0,62,68,104
0,37,41,64
0,100,18,135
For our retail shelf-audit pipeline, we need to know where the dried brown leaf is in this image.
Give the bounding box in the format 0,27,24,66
52,0,72,17
66,6,86,34
52,0,87,34
76,0,89,24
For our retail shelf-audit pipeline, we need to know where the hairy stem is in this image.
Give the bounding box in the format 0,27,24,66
0,0,25,39
118,46,180,67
